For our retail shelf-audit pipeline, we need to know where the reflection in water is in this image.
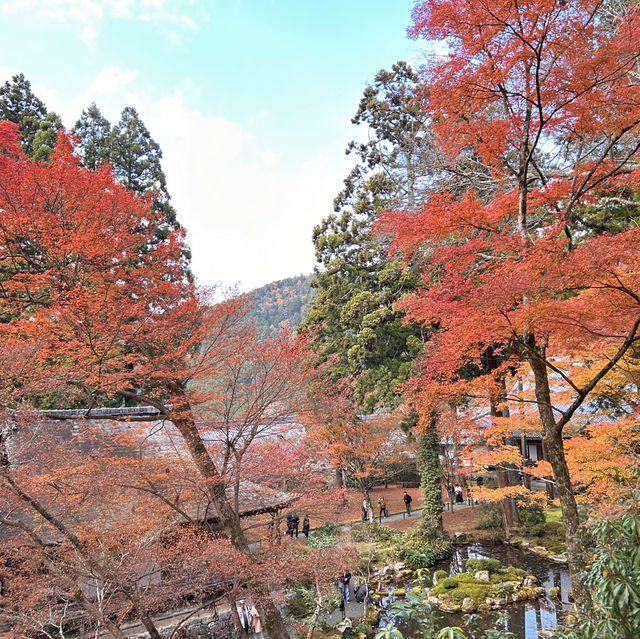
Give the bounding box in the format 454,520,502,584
428,543,572,639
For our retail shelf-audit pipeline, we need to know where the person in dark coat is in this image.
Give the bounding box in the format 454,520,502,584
403,491,413,516
302,514,310,537
341,568,352,601
292,513,300,538
285,513,294,538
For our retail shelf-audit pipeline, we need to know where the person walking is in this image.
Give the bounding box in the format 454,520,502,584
302,514,310,537
377,497,387,523
292,513,300,538
403,491,413,516
341,567,352,602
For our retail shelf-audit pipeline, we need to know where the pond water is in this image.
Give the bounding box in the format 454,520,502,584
418,543,572,639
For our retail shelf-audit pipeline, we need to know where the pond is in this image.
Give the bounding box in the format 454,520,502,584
414,543,572,639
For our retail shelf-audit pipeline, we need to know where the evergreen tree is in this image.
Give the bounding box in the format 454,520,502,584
417,414,444,536
73,102,112,170
32,112,63,164
0,73,48,157
301,62,434,412
111,106,178,229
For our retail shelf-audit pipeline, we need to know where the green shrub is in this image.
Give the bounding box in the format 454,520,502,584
395,537,453,569
478,502,502,529
285,584,316,619
314,522,341,537
350,522,401,544
488,583,513,598
466,558,501,574
519,503,546,537
434,569,448,580
441,577,458,589
307,534,338,549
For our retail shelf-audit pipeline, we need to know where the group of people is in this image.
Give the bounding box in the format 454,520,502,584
235,600,261,637
285,512,310,538
365,490,414,523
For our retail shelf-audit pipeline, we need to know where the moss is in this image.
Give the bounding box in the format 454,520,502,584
548,543,567,554
449,584,490,603
411,586,422,595
393,588,406,596
440,577,458,589
434,569,448,580
466,558,501,573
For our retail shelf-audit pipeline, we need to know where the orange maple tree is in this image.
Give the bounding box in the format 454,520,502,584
0,122,329,639
378,0,640,607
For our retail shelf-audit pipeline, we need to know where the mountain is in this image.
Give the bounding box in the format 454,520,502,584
246,274,314,336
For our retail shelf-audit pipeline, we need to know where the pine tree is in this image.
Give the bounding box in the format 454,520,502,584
111,107,178,229
73,102,112,170
0,73,47,157
32,112,63,164
301,63,432,413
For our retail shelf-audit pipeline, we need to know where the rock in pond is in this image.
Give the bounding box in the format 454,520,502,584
474,570,490,581
461,597,476,613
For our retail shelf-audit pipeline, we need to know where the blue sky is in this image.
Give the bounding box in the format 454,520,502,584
0,0,426,292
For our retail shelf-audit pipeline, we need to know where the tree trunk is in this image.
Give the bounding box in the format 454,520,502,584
335,466,343,488
169,395,292,638
488,379,520,534
528,351,591,609
417,414,444,535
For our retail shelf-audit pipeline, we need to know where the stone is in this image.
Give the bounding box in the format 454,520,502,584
523,575,538,586
439,601,461,613
461,597,477,613
392,561,406,571
474,570,490,581
549,554,568,563
336,618,352,634
538,632,554,638
533,546,549,555
520,540,530,547
548,586,560,599
477,603,491,613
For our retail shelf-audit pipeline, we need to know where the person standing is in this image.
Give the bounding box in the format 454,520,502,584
361,498,368,523
236,600,251,637
341,567,352,602
292,513,300,538
302,514,310,537
377,497,387,523
403,491,413,516
250,604,262,637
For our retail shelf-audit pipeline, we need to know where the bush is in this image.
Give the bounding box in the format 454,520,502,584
466,558,501,574
518,502,546,536
350,523,401,544
478,502,502,529
434,569,448,580
307,534,338,549
395,537,453,570
314,522,341,537
440,577,458,589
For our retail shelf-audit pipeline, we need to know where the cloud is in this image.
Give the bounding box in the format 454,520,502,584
0,0,205,45
87,65,138,97
142,91,352,292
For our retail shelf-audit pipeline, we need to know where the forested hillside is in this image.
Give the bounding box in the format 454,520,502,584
247,274,313,336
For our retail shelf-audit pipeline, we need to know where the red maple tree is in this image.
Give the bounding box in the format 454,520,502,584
378,0,640,607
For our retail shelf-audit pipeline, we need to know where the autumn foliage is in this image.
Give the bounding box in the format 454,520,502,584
377,0,640,607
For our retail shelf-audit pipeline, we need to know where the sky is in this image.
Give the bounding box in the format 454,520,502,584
0,0,426,292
